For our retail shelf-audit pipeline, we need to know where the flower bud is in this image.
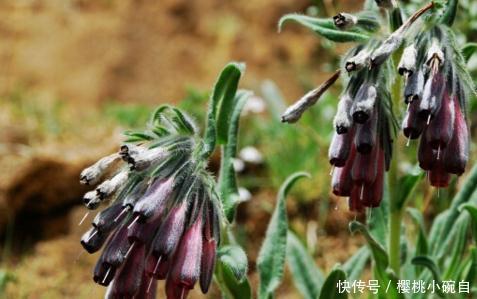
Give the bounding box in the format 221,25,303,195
166,276,190,299
83,190,101,210
169,211,203,290
133,177,174,220
92,203,124,233
444,98,469,175
398,44,417,76
418,130,435,171
419,72,445,121
426,91,455,149
404,69,424,104
351,84,377,124
345,49,370,72
426,39,445,73
351,145,378,185
403,99,425,139
200,239,217,294
333,93,353,133
81,227,109,254
80,154,120,185
128,146,168,171
371,34,402,66
329,131,353,167
119,144,147,161
96,170,129,200
354,111,377,154
361,148,385,208
332,147,355,197
103,222,131,267
152,201,188,258
93,259,116,286
333,13,357,30
108,243,146,297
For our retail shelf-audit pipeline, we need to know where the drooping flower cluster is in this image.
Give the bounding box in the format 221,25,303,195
328,44,397,212
399,25,470,187
79,106,221,298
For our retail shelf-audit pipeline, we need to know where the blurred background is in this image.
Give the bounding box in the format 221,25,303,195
1,0,477,298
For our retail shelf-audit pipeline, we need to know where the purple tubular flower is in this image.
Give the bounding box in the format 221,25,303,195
169,208,204,292
404,69,424,104
418,129,435,171
127,216,162,245
361,148,385,208
102,222,131,268
444,97,469,175
93,258,115,286
200,200,219,293
332,146,355,197
329,130,353,167
418,72,445,121
150,201,188,271
92,203,124,233
351,143,378,185
133,177,174,221
166,275,190,299
426,91,455,149
429,161,451,188
80,227,109,254
354,110,377,154
403,99,425,139
108,243,146,298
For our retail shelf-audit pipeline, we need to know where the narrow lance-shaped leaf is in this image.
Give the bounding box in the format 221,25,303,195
278,14,370,43
407,208,429,257
462,43,477,62
461,203,477,244
287,231,324,299
411,256,445,297
440,0,458,26
257,172,310,299
318,265,348,299
203,62,245,158
342,246,370,282
218,91,252,222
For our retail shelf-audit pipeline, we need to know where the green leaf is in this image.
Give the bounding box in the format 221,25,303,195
218,245,249,282
349,221,388,277
461,203,477,244
318,266,348,299
287,231,324,299
393,171,423,211
342,246,370,282
411,256,444,297
463,43,477,62
257,172,310,299
465,247,477,283
407,208,429,257
431,164,477,253
216,259,252,299
278,14,370,43
218,90,252,222
440,0,458,26
203,62,245,157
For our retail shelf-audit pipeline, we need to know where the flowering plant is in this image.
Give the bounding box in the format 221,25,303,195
78,63,254,298
275,0,477,298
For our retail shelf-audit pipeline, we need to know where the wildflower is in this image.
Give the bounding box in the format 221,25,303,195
333,13,358,30
79,106,222,298
399,26,471,186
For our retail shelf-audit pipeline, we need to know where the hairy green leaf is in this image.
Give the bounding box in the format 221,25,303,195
203,62,245,158
407,208,429,257
412,256,444,297
218,91,252,222
218,245,249,282
216,259,252,299
462,43,477,62
279,14,370,43
257,172,310,299
342,246,370,282
287,231,324,299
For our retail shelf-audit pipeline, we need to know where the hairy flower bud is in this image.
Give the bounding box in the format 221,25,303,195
83,190,101,210
329,131,353,167
403,99,425,139
351,84,377,124
133,177,174,221
354,111,377,154
80,227,109,254
404,68,425,104
80,153,120,185
426,91,455,150
419,72,445,121
444,98,469,175
128,146,168,171
96,170,129,200
332,147,355,197
398,44,417,76
333,93,354,133
333,13,357,30
345,49,370,72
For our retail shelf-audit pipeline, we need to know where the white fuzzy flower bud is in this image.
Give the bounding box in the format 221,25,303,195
128,146,168,171
96,170,129,200
333,13,358,30
398,44,418,76
346,50,371,72
351,84,377,124
333,93,353,134
426,39,445,74
80,154,120,185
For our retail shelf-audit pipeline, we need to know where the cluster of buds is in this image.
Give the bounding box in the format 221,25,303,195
399,26,470,187
79,106,221,298
328,45,396,212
